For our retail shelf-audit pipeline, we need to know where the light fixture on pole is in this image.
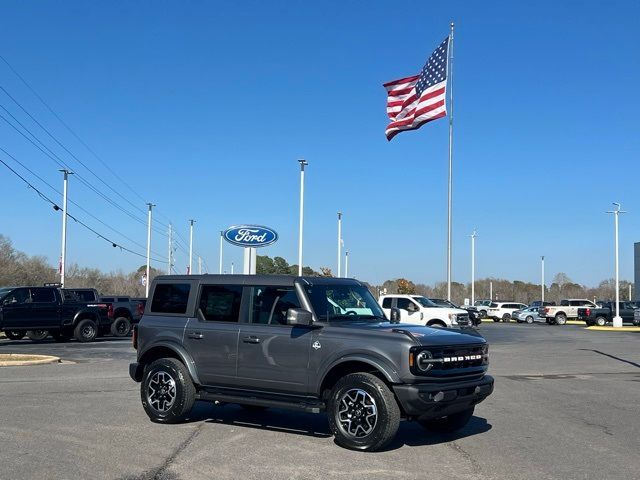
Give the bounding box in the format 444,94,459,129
188,219,195,275
541,256,545,303
337,212,343,277
145,202,155,297
219,231,224,274
470,230,477,305
607,202,626,328
58,169,73,288
297,159,308,276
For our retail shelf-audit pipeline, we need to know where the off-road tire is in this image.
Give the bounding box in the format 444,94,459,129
595,316,607,327
26,330,49,341
74,318,98,342
327,372,400,451
526,316,534,324
141,358,196,424
555,313,567,326
110,317,131,337
418,407,475,433
4,330,25,340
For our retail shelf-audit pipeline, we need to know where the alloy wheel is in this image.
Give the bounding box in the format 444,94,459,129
147,371,177,413
336,388,378,438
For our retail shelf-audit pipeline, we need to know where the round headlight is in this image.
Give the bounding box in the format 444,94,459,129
416,350,434,372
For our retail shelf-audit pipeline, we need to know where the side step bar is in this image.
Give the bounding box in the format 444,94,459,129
197,389,325,414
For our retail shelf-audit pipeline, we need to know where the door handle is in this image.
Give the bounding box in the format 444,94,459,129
187,332,204,339
242,336,261,344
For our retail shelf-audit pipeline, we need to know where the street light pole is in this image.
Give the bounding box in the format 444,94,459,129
145,203,155,297
337,212,343,277
607,203,626,328
59,169,73,288
471,230,477,305
298,159,308,276
541,256,545,303
219,231,223,274
188,219,195,275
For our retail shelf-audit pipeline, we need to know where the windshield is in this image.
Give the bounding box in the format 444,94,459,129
0,287,14,300
304,284,386,322
412,296,437,307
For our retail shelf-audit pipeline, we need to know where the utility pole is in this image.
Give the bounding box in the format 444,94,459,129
337,212,343,277
471,230,477,305
145,203,155,297
541,256,545,303
59,169,73,288
188,219,195,275
167,223,173,275
298,159,308,276
198,256,202,275
345,250,349,278
489,281,493,301
607,203,626,328
219,231,224,274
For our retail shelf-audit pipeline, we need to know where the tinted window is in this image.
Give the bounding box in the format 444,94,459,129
396,298,415,310
69,290,97,302
117,297,129,302
151,284,190,314
249,286,301,325
382,298,392,308
31,289,56,303
101,297,115,302
198,285,242,322
561,300,569,306
2,288,30,305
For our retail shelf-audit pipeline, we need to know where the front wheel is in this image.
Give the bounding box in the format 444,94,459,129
141,358,195,424
4,330,26,340
419,407,475,433
526,316,534,324
327,372,400,451
502,313,511,323
26,330,49,341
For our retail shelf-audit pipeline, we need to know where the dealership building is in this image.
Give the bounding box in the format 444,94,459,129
636,242,640,301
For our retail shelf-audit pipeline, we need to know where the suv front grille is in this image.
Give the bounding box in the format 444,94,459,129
411,344,487,378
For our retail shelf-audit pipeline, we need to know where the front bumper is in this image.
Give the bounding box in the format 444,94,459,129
393,375,494,419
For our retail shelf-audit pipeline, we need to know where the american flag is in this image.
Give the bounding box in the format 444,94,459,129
384,37,449,141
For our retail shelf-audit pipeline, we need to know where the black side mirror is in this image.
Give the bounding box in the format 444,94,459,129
390,307,401,324
286,308,313,326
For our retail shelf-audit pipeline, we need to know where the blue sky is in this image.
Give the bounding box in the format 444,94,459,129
1,0,638,286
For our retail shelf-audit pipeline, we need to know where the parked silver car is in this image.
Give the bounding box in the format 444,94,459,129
513,306,541,324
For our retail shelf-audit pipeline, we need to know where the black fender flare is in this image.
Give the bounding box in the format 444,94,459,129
137,340,201,385
315,353,401,395
72,310,99,326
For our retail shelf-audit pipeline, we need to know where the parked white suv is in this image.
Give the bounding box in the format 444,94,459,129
486,302,528,322
378,294,470,327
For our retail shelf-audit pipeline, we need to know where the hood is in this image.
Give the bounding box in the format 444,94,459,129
433,307,468,316
330,320,486,347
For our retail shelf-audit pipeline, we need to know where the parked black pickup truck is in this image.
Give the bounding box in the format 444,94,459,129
577,301,639,326
0,286,114,342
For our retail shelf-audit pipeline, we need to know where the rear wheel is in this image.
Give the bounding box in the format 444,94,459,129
74,319,98,342
26,330,49,341
4,330,25,340
328,372,400,451
555,313,567,325
525,315,534,324
418,407,475,433
110,317,131,337
595,316,607,327
141,358,195,424
502,313,511,322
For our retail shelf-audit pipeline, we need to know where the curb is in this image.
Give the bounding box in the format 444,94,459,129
585,326,640,332
0,354,61,367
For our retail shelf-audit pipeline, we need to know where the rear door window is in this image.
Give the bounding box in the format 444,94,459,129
151,284,191,314
198,285,242,322
31,289,56,303
382,298,392,308
2,288,30,305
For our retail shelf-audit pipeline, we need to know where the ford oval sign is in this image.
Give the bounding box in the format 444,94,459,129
223,225,278,248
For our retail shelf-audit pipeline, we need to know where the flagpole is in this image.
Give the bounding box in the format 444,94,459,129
446,21,455,301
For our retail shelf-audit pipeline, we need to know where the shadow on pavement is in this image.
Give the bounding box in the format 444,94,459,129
180,401,492,451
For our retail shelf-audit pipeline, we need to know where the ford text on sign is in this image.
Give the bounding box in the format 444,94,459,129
223,225,278,248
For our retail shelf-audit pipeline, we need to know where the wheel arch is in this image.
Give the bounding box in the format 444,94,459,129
113,308,132,319
317,356,400,399
73,310,99,326
138,342,201,385
427,319,447,327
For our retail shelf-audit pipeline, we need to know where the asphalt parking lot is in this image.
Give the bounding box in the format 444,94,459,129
1,323,639,480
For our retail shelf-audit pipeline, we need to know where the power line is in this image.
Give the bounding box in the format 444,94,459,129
0,153,167,264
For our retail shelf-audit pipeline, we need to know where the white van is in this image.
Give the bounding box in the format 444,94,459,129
378,294,470,327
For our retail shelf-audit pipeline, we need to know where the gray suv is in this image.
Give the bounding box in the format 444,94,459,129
130,275,494,451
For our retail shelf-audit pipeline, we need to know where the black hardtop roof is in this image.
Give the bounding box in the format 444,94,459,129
152,274,363,287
